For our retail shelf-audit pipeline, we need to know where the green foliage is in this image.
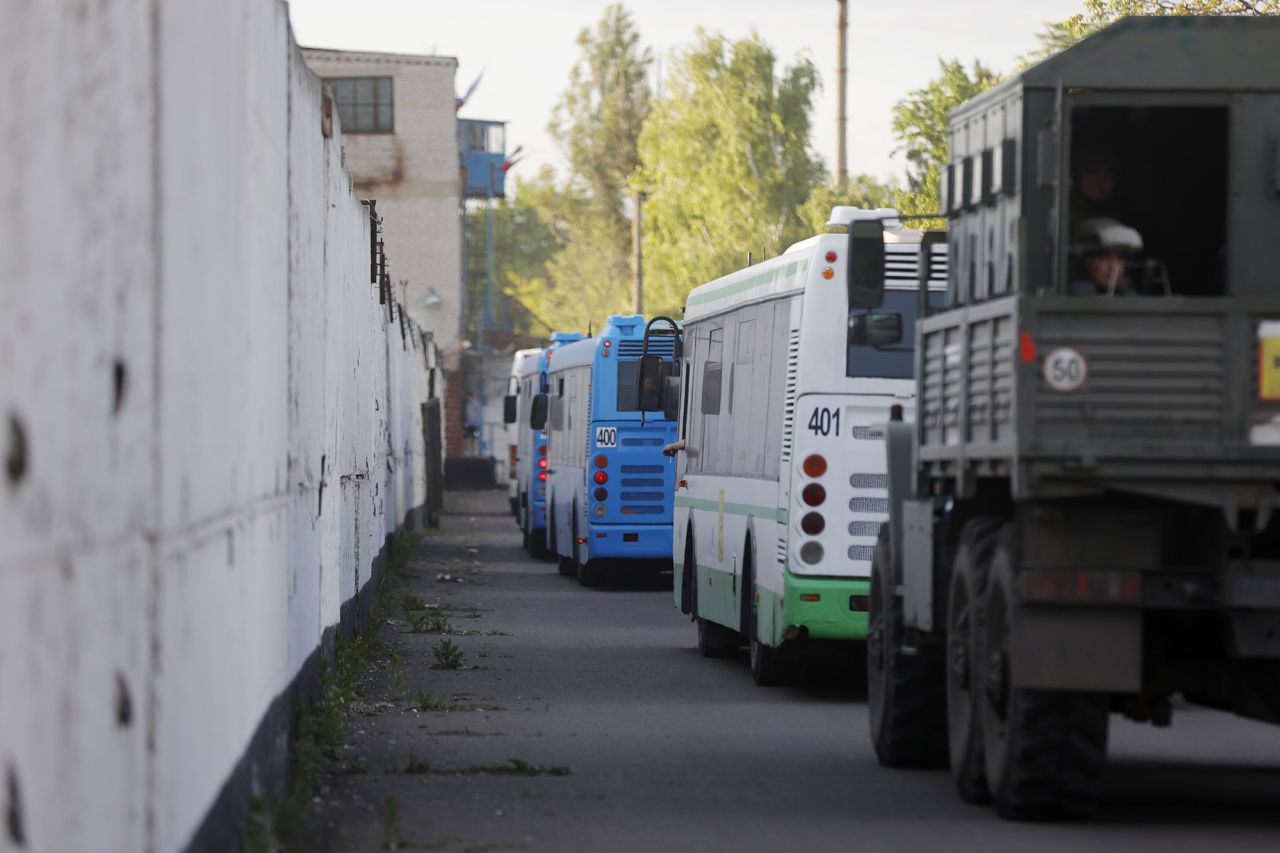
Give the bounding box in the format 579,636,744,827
403,752,430,775
505,4,652,332
464,193,560,336
379,794,401,850
407,609,451,634
416,690,452,711
388,651,405,699
1032,0,1279,58
799,175,902,234
635,30,825,314
433,638,464,669
891,59,1001,204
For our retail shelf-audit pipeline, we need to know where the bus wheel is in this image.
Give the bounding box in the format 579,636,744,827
947,517,1001,805
745,558,783,686
553,510,574,577
867,525,947,768
981,523,1109,820
528,528,548,559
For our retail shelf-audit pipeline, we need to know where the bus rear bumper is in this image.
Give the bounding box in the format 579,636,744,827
583,524,673,561
783,572,871,641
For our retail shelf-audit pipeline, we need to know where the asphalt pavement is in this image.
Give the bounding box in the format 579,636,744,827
295,489,1280,852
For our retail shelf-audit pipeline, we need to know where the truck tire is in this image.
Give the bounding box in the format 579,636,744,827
867,524,947,768
981,523,1109,820
947,517,1002,804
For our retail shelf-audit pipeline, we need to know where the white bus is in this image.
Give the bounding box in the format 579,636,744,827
652,207,946,684
505,348,544,519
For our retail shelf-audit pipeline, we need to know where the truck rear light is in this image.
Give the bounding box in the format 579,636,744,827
800,512,825,535
802,454,827,478
1017,568,1141,605
802,483,826,506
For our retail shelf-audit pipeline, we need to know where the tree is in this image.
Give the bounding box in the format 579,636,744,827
889,59,1000,217
634,31,825,315
464,187,559,337
799,174,901,234
500,4,653,333
1033,0,1279,57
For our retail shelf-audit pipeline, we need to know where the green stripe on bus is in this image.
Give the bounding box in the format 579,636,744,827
675,495,789,523
684,259,809,308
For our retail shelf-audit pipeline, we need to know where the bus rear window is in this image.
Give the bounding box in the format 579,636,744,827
617,360,673,417
846,289,944,379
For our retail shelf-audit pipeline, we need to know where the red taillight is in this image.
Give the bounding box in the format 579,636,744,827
594,487,608,501
802,454,827,478
801,512,825,535
825,250,837,262
538,471,547,481
539,445,547,456
594,454,608,468
594,471,608,485
802,483,826,507
800,593,821,602
1019,332,1037,364
538,458,548,469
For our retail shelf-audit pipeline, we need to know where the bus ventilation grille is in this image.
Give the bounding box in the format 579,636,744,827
779,329,801,464
618,339,676,358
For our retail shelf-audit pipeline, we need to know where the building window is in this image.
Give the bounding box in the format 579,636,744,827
326,77,394,134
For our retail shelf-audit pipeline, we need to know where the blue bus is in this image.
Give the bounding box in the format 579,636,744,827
505,332,584,558
542,315,678,585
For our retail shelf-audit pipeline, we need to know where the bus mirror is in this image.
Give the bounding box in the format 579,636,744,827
530,394,549,430
848,219,886,309
661,375,681,421
502,394,517,425
849,312,903,348
638,354,664,411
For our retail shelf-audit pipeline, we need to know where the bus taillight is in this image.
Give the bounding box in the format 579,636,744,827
802,454,827,478
594,471,608,485
594,454,608,468
802,483,826,506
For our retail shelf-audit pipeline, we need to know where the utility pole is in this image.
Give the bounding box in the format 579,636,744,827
633,190,646,315
835,0,848,192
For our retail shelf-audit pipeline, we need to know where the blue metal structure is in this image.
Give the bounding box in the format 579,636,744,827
514,332,585,558
544,315,679,584
458,119,507,200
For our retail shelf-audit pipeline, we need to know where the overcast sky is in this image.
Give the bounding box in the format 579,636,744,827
287,0,1084,186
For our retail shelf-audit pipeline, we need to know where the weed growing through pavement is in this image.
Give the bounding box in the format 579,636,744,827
407,609,451,633
433,638,464,669
379,794,401,850
401,591,427,612
389,651,405,699
416,690,452,711
403,752,430,775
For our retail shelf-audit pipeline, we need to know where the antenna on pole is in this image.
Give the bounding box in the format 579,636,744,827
835,0,849,192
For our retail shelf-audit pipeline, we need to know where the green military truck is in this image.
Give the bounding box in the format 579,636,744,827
861,17,1280,820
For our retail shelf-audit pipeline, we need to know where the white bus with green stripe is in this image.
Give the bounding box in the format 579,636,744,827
658,207,945,684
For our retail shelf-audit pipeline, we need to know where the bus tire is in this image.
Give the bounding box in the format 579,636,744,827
528,528,548,559
947,517,1002,805
981,524,1109,820
867,525,947,768
678,527,695,615
744,544,783,686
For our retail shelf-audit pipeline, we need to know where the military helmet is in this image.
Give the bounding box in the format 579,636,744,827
1071,217,1143,258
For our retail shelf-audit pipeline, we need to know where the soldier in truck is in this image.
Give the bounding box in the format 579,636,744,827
1067,217,1144,296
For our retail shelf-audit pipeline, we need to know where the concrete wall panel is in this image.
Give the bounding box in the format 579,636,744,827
0,2,438,851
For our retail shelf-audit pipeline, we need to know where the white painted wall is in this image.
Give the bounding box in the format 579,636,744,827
0,2,432,851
